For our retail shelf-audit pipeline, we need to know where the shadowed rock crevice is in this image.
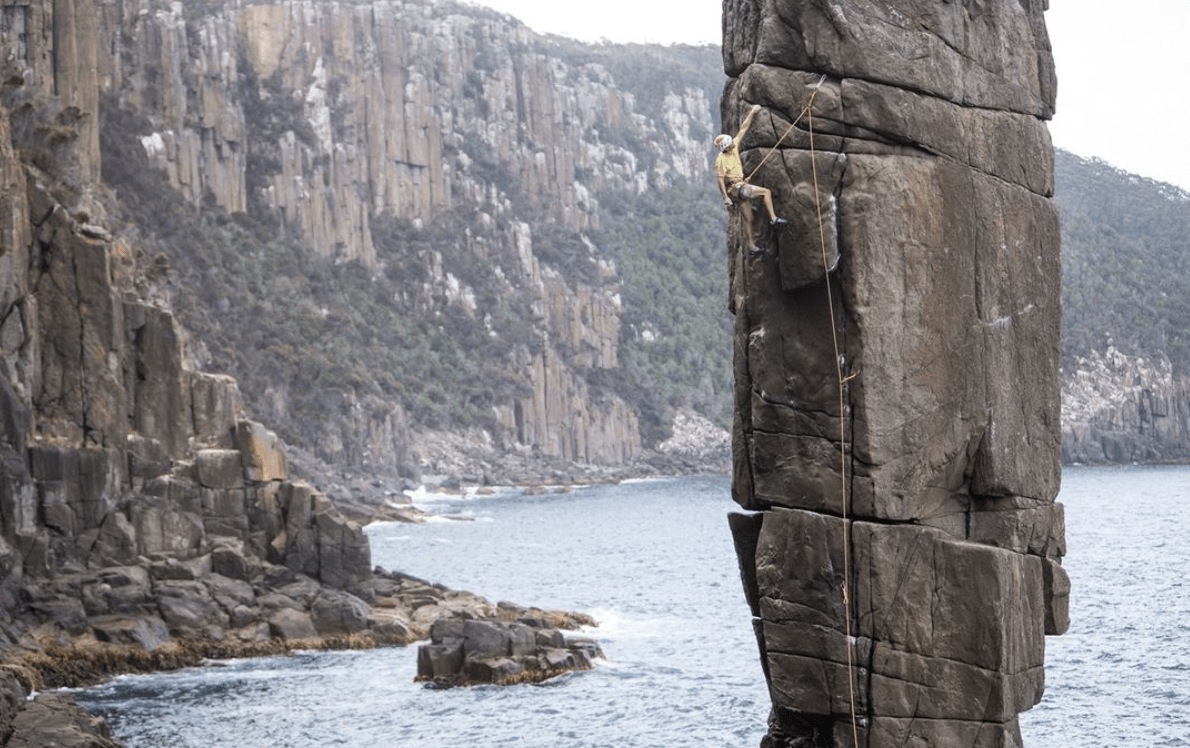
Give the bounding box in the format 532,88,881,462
724,1,1066,746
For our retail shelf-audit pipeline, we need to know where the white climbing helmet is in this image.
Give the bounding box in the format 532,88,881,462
714,134,732,152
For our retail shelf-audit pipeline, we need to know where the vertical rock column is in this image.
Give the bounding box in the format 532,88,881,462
723,2,1067,747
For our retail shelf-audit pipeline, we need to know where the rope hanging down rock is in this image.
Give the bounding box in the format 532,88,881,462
744,74,828,184
741,72,860,745
803,76,862,748
756,71,861,746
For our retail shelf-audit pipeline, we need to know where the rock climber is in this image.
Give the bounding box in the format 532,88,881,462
715,104,787,248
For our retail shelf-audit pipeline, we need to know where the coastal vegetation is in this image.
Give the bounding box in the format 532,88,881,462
1054,150,1190,374
593,179,732,441
89,0,1190,470
98,108,734,452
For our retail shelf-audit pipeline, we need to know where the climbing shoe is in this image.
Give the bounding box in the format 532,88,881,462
770,217,789,227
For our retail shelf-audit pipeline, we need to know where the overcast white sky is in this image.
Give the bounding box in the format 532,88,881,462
450,0,1190,192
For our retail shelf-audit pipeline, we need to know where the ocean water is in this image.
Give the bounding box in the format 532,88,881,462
70,468,1189,747
1018,465,1190,746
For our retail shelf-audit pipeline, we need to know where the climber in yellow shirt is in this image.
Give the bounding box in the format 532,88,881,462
715,104,787,248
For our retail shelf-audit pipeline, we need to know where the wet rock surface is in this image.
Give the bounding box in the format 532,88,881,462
0,670,123,748
723,2,1066,746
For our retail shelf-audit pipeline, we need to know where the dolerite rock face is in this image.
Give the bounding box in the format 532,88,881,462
0,90,378,663
1062,347,1190,464
0,670,124,748
723,2,1067,747
5,0,707,489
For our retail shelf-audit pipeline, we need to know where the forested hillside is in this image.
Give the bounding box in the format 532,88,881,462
1053,149,1190,463
102,106,733,451
593,180,731,441
1055,150,1190,373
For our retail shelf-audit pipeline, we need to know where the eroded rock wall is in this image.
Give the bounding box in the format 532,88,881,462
1062,347,1190,463
2,0,717,474
89,0,699,469
0,12,616,737
0,86,375,654
724,2,1067,746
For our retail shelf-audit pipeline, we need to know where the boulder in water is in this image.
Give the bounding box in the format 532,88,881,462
415,617,602,687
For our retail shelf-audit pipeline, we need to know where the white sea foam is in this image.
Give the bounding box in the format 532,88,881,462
426,513,494,524
407,483,527,505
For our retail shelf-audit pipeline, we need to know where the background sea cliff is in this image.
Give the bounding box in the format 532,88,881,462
3,0,1186,486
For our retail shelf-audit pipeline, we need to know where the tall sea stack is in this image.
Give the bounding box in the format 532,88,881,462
723,2,1068,746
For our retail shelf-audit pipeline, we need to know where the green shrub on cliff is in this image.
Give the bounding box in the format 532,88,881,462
100,82,734,454
593,178,733,440
99,99,526,441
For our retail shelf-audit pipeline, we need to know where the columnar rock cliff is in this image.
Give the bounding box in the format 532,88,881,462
724,2,1068,746
3,0,727,480
1062,347,1190,463
0,52,377,656
116,0,717,473
105,0,711,247
0,18,602,739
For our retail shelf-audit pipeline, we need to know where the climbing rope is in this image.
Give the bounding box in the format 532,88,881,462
745,74,827,185
740,74,860,746
804,82,862,748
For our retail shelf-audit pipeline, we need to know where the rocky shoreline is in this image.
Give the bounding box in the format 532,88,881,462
0,563,601,747
3,164,713,746
300,412,732,526
1,411,720,747
0,439,711,748
0,146,727,746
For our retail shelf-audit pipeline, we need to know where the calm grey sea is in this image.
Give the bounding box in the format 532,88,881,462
70,467,1188,747
1018,464,1190,746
